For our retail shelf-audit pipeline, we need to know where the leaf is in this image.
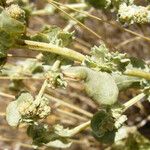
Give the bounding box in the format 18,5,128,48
6,101,21,127
91,104,127,144
91,110,115,138
108,127,150,150
27,123,72,148
31,26,74,65
6,92,34,127
0,9,25,35
0,6,25,60
45,140,72,148
85,68,119,105
16,92,34,105
9,80,25,92
84,43,130,72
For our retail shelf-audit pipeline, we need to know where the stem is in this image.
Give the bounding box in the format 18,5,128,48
55,120,90,138
0,92,15,99
48,1,104,41
124,69,150,80
32,3,87,16
51,60,61,71
57,108,88,121
18,40,85,62
35,79,48,103
45,93,93,118
123,93,146,111
63,21,76,32
51,1,150,43
0,112,6,116
0,76,44,80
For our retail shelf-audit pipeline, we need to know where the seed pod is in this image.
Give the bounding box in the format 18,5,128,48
64,67,119,106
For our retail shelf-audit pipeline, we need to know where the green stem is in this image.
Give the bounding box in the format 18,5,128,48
55,120,90,138
51,60,61,71
124,69,150,80
18,40,85,62
123,93,146,111
35,79,48,105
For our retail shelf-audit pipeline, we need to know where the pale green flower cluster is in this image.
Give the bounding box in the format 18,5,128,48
118,3,150,24
6,4,25,22
19,97,51,119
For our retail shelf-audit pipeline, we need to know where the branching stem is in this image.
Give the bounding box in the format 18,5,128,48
18,40,85,62
124,69,150,80
123,93,146,111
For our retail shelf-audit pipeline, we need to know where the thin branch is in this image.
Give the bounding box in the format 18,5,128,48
51,0,150,43
0,76,44,80
45,93,93,118
123,93,146,111
49,1,102,40
116,37,141,48
124,69,150,80
0,92,15,99
57,108,88,121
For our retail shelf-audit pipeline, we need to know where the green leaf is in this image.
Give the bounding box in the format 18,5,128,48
91,110,115,138
6,92,34,127
31,26,74,65
0,9,25,35
6,101,21,127
27,123,72,148
84,43,130,72
0,6,25,61
15,92,34,105
108,127,150,150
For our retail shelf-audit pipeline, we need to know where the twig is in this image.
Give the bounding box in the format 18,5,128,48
57,108,88,121
51,0,150,43
0,92,15,99
124,69,150,80
123,93,146,111
45,93,93,118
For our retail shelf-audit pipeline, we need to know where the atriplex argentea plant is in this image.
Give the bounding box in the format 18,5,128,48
0,0,150,149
